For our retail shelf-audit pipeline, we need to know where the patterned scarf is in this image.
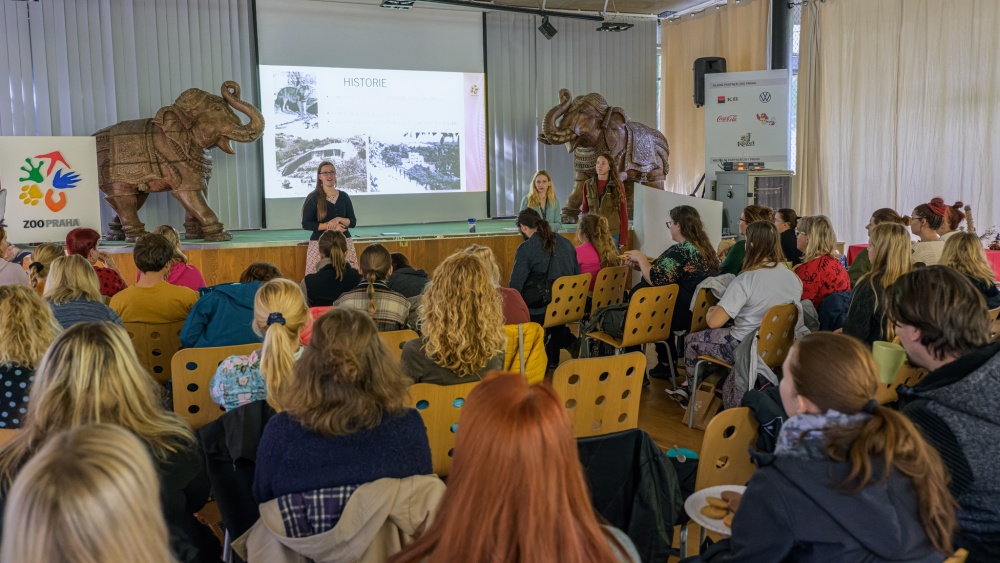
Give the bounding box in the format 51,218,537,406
775,410,871,461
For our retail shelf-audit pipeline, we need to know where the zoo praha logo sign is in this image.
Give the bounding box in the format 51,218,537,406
0,137,102,242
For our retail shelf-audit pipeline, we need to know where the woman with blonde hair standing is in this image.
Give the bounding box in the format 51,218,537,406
45,255,124,329
210,278,310,411
402,252,506,385
146,225,206,292
520,170,563,232
941,231,1000,309
334,243,410,331
0,286,60,429
843,223,913,346
794,215,850,309
0,424,177,563
576,213,621,292
465,244,529,325
26,242,62,296
0,322,219,562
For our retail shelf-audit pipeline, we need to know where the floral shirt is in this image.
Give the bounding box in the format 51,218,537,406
210,347,302,411
649,240,718,290
796,255,851,309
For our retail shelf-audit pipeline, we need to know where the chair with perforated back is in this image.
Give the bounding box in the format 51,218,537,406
543,273,592,329
988,306,1000,342
171,343,262,430
686,303,797,427
586,285,678,377
0,429,21,446
875,360,927,405
550,352,645,438
589,265,630,315
678,406,759,558
662,288,720,389
125,321,185,384
379,329,418,360
408,381,480,477
945,549,969,563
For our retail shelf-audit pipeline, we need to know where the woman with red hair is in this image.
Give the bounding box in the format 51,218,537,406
65,228,126,298
391,372,640,563
932,197,966,241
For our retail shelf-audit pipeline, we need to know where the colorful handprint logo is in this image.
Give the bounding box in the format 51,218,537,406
17,151,81,213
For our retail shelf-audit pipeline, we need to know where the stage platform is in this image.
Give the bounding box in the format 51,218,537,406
103,220,634,286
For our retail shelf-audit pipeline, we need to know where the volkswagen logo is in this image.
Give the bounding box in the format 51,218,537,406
759,91,772,103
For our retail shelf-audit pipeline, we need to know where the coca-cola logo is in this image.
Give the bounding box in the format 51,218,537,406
717,115,738,123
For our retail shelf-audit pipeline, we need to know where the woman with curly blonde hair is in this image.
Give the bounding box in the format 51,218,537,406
26,242,63,296
0,285,60,429
576,214,621,292
0,322,220,562
465,244,529,324
210,278,310,411
402,252,506,385
1,424,177,563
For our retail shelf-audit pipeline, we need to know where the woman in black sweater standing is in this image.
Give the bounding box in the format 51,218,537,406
302,161,358,274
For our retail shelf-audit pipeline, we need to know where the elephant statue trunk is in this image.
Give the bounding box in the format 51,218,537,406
222,81,265,145
537,88,575,146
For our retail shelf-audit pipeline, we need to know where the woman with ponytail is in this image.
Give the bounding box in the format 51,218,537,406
334,243,410,331
301,230,361,306
698,332,957,563
934,198,966,240
210,278,310,411
910,201,947,265
26,243,62,296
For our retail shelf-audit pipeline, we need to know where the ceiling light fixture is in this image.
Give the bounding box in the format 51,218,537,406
380,0,415,8
538,15,558,39
597,20,634,31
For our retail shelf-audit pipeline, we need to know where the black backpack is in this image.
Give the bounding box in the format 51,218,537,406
578,303,629,357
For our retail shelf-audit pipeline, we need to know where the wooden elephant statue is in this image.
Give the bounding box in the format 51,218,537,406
537,88,669,223
94,81,264,242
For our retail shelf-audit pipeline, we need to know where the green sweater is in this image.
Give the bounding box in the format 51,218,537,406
848,247,871,287
719,240,746,275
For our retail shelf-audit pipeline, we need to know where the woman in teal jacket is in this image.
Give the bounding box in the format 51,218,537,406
519,170,563,232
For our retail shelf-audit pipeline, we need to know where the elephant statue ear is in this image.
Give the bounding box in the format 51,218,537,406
151,104,194,129
602,107,630,156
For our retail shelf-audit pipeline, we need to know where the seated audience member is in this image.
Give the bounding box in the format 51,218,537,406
0,286,59,429
137,225,206,292
794,215,851,309
300,231,361,307
774,208,803,264
0,424,176,563
402,252,506,385
334,243,410,331
941,232,1000,309
0,323,219,562
65,227,126,297
719,205,774,275
210,278,308,412
26,242,62,296
843,223,912,345
386,252,429,298
716,239,736,261
889,266,1000,560
695,333,955,562
509,208,580,367
850,208,910,286
0,228,28,287
109,233,198,324
935,197,966,241
576,213,622,292
44,255,124,329
391,372,641,563
624,205,720,375
678,222,801,406
466,244,529,325
248,309,435,560
520,170,563,232
181,261,282,348
910,201,947,266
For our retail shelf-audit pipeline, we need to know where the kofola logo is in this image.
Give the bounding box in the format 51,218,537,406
737,133,755,147
756,112,776,126
717,115,738,123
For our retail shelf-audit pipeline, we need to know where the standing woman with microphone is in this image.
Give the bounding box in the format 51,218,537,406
302,161,358,275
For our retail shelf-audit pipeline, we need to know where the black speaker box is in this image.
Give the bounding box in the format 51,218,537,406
693,57,727,107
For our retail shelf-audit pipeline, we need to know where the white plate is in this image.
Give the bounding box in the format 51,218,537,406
684,484,747,536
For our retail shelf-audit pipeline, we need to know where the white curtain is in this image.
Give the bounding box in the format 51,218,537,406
796,0,1000,245
0,0,261,233
485,13,658,217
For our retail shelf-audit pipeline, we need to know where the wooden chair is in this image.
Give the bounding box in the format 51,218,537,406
125,321,185,384
408,381,480,477
662,287,720,389
543,273,592,329
589,265,630,315
550,352,645,438
0,429,21,446
874,360,927,405
379,329,418,360
945,549,969,563
586,285,679,377
171,343,261,430
988,306,1000,342
679,406,759,558
686,303,797,427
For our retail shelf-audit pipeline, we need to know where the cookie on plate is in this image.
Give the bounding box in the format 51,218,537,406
700,505,728,519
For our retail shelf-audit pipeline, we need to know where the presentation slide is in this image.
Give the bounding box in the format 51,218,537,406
259,65,486,200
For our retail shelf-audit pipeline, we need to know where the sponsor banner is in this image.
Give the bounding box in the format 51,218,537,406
704,70,791,187
0,137,102,243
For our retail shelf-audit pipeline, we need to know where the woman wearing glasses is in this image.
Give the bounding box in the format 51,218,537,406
302,161,358,275
719,205,774,275
909,201,946,266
